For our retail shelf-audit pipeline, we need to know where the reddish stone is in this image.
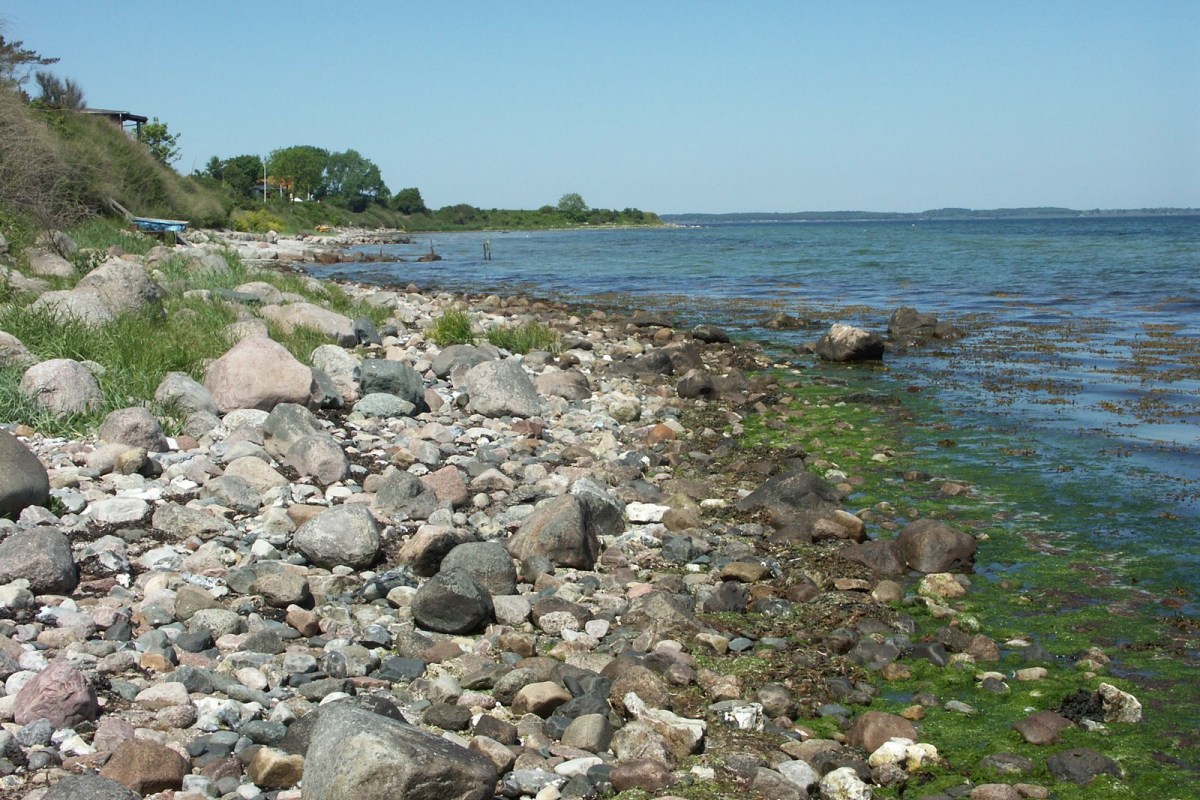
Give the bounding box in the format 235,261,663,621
99,739,189,794
13,660,99,727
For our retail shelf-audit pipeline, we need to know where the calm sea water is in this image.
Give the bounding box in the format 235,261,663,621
314,216,1200,602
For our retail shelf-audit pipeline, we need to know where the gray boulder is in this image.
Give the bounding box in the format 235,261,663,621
293,503,380,569
411,567,495,634
285,433,349,485
20,358,103,416
372,469,439,521
262,403,323,460
440,542,518,597
461,359,542,418
0,331,35,368
360,359,425,409
75,257,164,316
506,495,599,570
431,344,495,379
0,529,76,594
24,248,74,278
0,430,50,518
353,392,416,418
261,302,357,348
302,703,497,800
43,773,140,800
736,469,842,531
815,323,885,362
154,371,218,415
312,344,362,402
897,518,977,573
534,370,592,401
570,478,626,538
28,290,114,327
97,407,169,452
888,306,964,342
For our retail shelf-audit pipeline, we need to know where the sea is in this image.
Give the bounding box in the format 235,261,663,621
309,216,1200,618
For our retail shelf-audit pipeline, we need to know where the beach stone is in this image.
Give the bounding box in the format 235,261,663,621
286,433,349,484
99,738,189,794
372,468,439,521
301,702,497,800
20,358,103,415
1012,710,1073,745
843,539,906,576
610,758,676,793
440,541,518,596
97,406,169,452
534,370,592,401
155,370,218,415
736,468,842,528
25,247,74,278
513,680,572,717
360,358,426,408
623,692,706,761
293,502,380,569
246,746,306,788
692,323,731,343
847,711,917,754
432,344,495,378
561,713,614,752
0,528,76,593
262,402,323,459
461,358,542,418
571,477,627,537
969,785,1021,800
422,464,469,507
204,336,315,413
1098,682,1142,722
819,765,873,799
411,567,495,634
42,773,140,800
262,301,357,347
0,331,35,368
398,524,474,576
89,497,151,524
355,392,416,417
888,306,962,341
815,323,885,362
621,590,704,642
1046,747,1121,786
153,502,235,540
13,659,99,727
312,343,361,401
897,518,977,573
0,430,50,517
76,256,164,316
507,495,599,570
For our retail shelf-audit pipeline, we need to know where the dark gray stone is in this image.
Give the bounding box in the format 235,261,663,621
360,359,426,410
411,568,495,634
0,528,76,593
0,430,50,518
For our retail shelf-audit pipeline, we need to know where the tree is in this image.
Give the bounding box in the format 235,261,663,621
218,154,266,199
322,149,388,211
0,34,59,95
33,71,86,109
556,192,589,223
137,117,181,165
393,187,428,215
267,145,328,200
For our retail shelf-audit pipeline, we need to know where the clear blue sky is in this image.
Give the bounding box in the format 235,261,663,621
4,1,1198,213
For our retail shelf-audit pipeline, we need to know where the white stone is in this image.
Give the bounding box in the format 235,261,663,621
819,765,873,799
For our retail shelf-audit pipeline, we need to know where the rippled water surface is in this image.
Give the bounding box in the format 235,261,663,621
314,215,1200,597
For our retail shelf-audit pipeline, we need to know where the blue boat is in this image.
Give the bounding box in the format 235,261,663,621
132,216,189,233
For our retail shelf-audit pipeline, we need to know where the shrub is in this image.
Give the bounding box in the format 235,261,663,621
486,321,560,354
231,208,286,233
428,309,476,346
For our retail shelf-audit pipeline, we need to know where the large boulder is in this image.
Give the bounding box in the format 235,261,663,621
75,257,164,316
97,407,169,452
0,430,50,517
0,331,35,368
28,290,114,326
534,370,592,401
13,659,98,727
261,302,357,347
815,323,885,362
507,495,599,570
155,371,218,415
411,567,495,634
204,336,315,413
431,344,496,379
461,359,542,418
42,774,140,800
897,518,977,573
292,503,380,569
24,248,74,278
736,469,842,530
360,359,426,409
261,403,323,460
20,358,103,416
312,344,362,403
98,739,189,795
888,306,963,342
372,468,439,522
0,528,77,593
440,541,518,597
301,703,497,800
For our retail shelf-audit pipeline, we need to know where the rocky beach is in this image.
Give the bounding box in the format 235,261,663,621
0,229,1166,800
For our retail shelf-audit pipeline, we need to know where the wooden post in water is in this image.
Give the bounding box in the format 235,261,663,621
483,239,492,261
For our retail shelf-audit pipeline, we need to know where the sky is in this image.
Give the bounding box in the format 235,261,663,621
3,1,1198,214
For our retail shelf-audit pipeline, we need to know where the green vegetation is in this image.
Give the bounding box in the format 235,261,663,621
396,196,662,231
136,117,181,165
486,320,560,354
427,308,476,346
0,220,390,437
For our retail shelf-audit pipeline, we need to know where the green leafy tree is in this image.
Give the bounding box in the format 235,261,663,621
267,145,328,200
33,71,85,109
137,117,181,165
0,33,59,95
556,192,589,223
393,187,428,215
322,149,388,211
219,154,266,198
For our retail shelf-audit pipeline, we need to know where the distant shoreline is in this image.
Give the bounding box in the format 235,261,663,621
663,207,1200,225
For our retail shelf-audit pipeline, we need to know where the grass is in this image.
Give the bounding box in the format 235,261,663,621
486,320,561,354
428,308,476,346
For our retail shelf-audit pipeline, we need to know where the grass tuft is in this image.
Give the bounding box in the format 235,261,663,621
486,320,560,354
428,308,476,346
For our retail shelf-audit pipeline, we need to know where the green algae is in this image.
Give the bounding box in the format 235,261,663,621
729,360,1200,794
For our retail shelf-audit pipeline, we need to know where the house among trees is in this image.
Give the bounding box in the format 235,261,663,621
82,108,147,135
